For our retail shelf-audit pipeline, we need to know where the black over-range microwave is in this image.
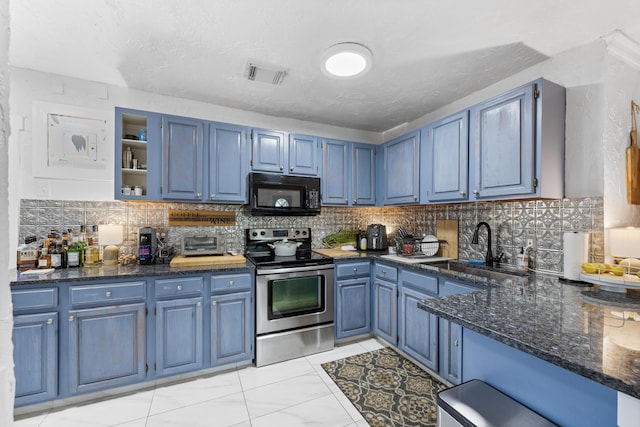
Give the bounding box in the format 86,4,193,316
249,172,321,216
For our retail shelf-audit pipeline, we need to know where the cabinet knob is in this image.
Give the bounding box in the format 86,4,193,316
338,283,343,288
196,301,202,307
459,190,465,196
196,193,202,198
473,189,479,196
211,300,217,306
105,291,112,297
290,167,294,172
382,270,387,276
46,318,54,325
229,280,234,286
454,339,459,347
353,200,357,204
280,166,283,171
210,194,215,200
177,285,183,291
353,267,358,272
68,315,75,322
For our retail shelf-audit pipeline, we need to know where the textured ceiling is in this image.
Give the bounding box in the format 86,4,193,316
9,0,640,132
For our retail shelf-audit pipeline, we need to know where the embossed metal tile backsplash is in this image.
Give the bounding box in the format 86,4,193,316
19,197,603,273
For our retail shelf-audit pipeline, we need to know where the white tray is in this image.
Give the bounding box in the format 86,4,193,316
579,272,640,293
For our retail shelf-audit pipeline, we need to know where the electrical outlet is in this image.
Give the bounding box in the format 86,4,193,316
526,239,534,249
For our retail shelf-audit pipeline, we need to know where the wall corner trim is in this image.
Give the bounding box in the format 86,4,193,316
603,30,640,70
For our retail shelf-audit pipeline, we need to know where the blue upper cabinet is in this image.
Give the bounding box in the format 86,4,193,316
322,139,350,205
380,130,420,205
322,139,376,206
352,143,376,205
208,123,249,203
251,129,286,173
162,115,205,200
422,111,469,202
289,134,320,176
115,108,162,200
469,79,565,200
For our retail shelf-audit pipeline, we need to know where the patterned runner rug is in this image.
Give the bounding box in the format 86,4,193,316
321,347,447,427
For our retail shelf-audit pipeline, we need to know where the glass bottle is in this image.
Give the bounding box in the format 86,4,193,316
67,237,82,268
50,245,62,269
38,247,51,269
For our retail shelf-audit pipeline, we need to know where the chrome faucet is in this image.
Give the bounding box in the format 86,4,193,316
472,221,498,267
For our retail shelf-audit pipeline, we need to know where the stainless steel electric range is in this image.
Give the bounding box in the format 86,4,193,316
245,228,334,367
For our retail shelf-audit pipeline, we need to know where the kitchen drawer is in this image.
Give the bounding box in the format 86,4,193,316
336,261,371,278
12,288,58,311
374,263,398,283
400,269,438,296
69,281,146,307
155,276,204,298
211,273,251,292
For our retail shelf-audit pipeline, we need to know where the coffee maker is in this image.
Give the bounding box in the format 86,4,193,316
138,227,157,264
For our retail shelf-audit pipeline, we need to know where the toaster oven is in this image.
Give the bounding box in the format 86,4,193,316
181,235,226,256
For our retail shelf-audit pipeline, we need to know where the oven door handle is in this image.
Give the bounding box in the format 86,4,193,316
257,264,334,275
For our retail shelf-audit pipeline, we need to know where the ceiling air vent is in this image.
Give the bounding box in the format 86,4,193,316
246,62,287,85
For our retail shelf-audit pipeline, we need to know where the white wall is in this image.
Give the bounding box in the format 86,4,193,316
0,0,15,424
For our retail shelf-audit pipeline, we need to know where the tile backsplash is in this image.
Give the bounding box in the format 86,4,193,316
19,197,603,274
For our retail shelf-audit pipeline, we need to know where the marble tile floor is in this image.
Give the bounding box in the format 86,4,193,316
14,339,385,427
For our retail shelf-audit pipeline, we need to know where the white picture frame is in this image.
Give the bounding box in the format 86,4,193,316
32,101,112,181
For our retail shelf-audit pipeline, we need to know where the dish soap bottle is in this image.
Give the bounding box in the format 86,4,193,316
516,247,529,271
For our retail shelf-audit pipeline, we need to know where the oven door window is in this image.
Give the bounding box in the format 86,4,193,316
268,276,324,319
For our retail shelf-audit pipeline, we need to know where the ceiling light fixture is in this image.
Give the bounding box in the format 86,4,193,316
321,43,372,79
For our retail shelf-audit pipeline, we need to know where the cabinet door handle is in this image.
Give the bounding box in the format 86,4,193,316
105,291,112,297
68,315,75,322
211,300,217,306
46,318,54,325
177,285,183,291
454,339,459,347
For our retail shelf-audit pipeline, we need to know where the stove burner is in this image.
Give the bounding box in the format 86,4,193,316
244,227,332,268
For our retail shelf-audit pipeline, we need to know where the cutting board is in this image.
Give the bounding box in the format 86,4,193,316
313,248,362,258
436,219,459,259
170,254,246,267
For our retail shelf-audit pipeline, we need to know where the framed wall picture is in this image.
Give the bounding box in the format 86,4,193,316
32,101,112,180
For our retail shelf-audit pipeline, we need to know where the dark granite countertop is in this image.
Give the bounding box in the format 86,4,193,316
10,261,254,286
418,273,640,399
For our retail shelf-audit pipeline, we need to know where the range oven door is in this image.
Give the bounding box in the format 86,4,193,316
256,264,334,335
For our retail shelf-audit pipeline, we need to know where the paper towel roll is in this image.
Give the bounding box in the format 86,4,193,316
563,232,589,280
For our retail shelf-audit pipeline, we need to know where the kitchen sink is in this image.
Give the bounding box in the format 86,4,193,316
428,260,529,281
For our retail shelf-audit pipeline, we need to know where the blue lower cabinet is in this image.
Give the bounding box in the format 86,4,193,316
156,297,204,377
439,319,462,384
336,277,371,339
210,292,252,366
68,303,146,394
398,287,437,371
13,312,58,406
372,279,397,344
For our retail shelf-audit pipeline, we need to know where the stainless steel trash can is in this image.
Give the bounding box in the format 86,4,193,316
437,379,558,427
